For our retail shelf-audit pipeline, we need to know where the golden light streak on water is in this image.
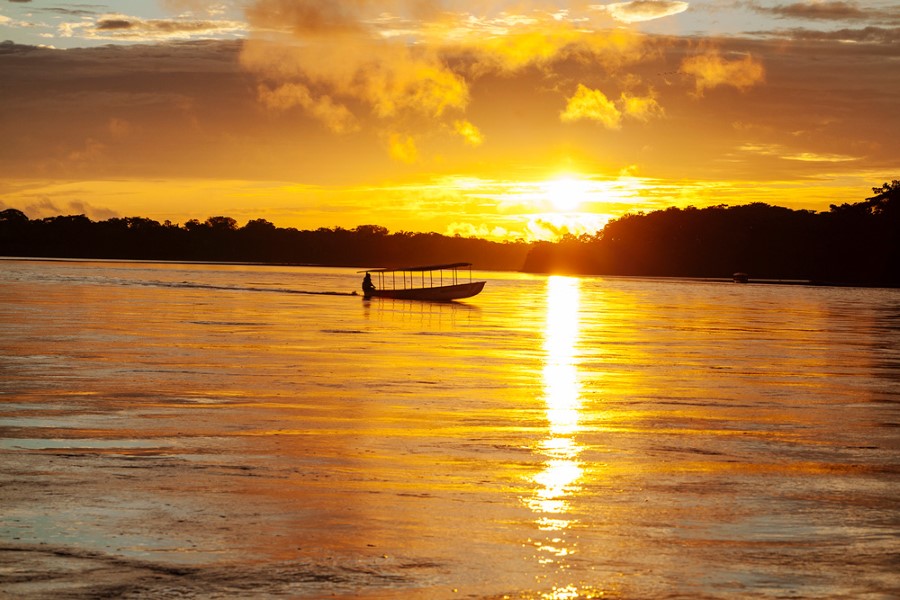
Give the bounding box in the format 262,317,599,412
527,275,587,594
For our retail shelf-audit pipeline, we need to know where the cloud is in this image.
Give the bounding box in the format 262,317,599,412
619,91,664,121
759,26,900,44
44,8,94,15
0,41,267,179
14,196,118,221
67,138,107,165
738,143,859,163
240,34,469,123
454,120,484,146
23,198,61,217
561,84,622,128
784,151,859,163
752,1,870,21
257,82,359,133
3,2,896,205
445,221,511,240
58,12,246,42
237,1,651,158
598,1,691,24
67,200,119,221
528,217,580,240
0,41,32,54
680,49,765,94
94,20,129,32
0,13,30,29
560,85,663,128
239,2,477,156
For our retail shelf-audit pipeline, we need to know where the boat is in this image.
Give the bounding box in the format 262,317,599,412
360,263,486,301
733,272,750,283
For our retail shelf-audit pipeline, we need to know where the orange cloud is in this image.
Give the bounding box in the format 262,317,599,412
256,82,359,133
561,85,663,128
238,1,649,158
680,49,765,94
241,38,469,119
561,84,622,129
241,1,470,135
469,27,583,72
454,119,485,146
619,91,664,121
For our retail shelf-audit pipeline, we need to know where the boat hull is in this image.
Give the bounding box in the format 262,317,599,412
365,281,485,302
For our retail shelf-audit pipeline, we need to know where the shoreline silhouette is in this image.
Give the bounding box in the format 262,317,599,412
2,181,897,287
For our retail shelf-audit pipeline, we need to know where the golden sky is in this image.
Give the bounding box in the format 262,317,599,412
1,1,898,240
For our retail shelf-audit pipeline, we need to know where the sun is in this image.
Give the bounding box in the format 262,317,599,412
542,177,591,212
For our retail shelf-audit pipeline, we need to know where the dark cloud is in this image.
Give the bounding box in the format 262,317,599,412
24,198,60,216
750,26,900,44
67,199,118,220
92,18,239,35
146,20,238,34
752,1,881,21
6,196,119,221
96,19,135,31
38,7,100,16
0,40,262,179
75,16,247,41
775,26,900,44
0,40,39,54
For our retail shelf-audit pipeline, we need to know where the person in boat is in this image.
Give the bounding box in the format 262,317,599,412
362,272,376,295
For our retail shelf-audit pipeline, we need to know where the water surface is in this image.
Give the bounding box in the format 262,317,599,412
1,259,898,598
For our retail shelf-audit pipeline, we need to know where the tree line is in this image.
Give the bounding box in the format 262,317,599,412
0,214,530,271
523,181,900,287
1,181,897,286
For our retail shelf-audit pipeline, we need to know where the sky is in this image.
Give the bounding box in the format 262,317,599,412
1,1,898,241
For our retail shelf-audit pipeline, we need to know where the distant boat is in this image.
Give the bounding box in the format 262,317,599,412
360,263,485,301
733,272,750,283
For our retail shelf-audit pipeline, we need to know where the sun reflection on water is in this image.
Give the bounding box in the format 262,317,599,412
526,276,586,596
529,276,584,526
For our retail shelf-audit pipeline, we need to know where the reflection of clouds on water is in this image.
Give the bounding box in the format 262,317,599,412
527,276,585,592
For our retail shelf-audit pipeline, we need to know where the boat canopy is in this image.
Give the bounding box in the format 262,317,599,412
359,263,472,273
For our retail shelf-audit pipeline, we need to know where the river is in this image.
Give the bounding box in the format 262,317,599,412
1,258,898,599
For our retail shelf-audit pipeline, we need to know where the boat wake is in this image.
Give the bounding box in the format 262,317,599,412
151,280,358,297
69,274,360,297
32,268,362,297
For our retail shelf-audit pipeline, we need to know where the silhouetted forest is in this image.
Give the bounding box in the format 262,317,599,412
523,181,900,287
0,214,530,271
1,181,898,286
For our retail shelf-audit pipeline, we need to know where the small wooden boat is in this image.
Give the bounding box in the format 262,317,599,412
360,263,485,301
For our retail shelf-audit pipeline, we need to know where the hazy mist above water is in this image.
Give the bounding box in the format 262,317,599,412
1,259,898,599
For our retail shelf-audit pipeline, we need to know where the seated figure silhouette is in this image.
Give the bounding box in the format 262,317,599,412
362,272,376,296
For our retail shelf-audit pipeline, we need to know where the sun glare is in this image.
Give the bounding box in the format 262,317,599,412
542,177,592,212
